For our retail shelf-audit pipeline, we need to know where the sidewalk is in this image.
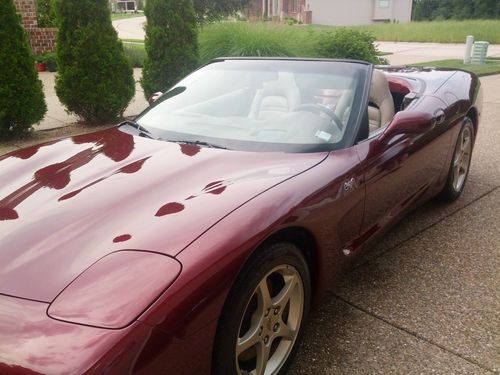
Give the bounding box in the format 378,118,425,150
379,41,500,65
35,68,148,131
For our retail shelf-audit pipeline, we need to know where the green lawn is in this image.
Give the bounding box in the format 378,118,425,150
111,12,144,21
313,20,500,44
411,59,500,76
121,38,145,43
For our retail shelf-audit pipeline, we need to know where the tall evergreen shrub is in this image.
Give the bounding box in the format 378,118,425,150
141,0,199,98
0,0,47,139
54,0,134,123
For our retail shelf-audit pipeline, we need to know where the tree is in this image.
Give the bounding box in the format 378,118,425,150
412,0,500,20
0,0,46,139
193,0,250,23
141,0,198,98
37,0,56,27
54,0,135,123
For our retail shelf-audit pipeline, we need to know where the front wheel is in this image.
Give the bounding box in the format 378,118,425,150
439,117,475,202
212,243,311,375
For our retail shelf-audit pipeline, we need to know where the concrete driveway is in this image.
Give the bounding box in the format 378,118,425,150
289,74,500,374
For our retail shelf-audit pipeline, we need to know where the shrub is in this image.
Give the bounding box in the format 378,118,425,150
142,0,198,98
0,0,47,139
34,51,56,64
193,0,250,23
37,0,56,27
123,43,146,68
54,0,135,124
315,28,384,64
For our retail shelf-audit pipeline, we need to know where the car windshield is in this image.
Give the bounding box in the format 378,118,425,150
135,59,370,152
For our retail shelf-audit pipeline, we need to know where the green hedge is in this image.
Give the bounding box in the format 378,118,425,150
0,0,46,139
142,0,199,98
54,0,135,124
315,28,384,64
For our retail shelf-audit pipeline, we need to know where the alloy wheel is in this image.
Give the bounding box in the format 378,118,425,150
452,125,472,192
236,265,304,375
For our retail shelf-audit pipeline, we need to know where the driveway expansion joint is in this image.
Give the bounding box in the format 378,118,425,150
330,294,498,374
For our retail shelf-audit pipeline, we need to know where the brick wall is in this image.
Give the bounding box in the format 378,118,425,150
14,0,57,54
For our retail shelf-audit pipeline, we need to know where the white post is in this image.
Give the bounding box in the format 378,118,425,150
464,35,474,64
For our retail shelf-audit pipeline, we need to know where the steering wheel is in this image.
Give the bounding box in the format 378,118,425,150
293,103,344,131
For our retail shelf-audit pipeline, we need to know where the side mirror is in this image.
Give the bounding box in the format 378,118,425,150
380,111,436,143
148,92,163,106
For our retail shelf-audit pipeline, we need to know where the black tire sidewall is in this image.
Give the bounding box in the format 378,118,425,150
212,243,311,375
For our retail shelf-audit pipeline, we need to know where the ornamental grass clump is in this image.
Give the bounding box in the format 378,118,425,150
198,22,309,64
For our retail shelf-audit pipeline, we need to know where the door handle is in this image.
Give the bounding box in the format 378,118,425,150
434,109,446,125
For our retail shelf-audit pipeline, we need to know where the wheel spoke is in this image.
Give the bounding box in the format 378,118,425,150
256,278,272,314
277,321,296,341
255,342,271,375
461,136,471,153
453,164,461,188
461,155,469,170
237,326,261,355
272,274,298,309
453,152,461,167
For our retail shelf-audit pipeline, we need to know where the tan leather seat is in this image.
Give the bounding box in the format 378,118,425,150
249,73,301,121
368,70,395,133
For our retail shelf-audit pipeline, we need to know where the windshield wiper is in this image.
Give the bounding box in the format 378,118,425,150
169,140,228,150
119,120,157,139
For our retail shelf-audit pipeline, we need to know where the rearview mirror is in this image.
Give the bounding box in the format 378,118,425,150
380,111,436,143
148,92,163,106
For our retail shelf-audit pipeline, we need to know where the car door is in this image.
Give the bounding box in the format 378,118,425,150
354,95,452,248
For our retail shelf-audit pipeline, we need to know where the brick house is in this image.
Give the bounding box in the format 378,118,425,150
248,0,412,25
14,0,57,54
246,0,306,21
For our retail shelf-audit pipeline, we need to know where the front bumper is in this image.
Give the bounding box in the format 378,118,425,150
0,294,157,374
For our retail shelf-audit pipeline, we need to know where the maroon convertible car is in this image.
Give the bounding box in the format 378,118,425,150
0,58,482,374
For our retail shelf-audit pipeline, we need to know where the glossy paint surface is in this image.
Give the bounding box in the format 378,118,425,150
48,251,181,329
0,66,482,375
0,294,154,374
0,128,325,301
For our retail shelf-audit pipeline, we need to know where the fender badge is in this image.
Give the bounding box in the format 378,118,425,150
343,177,356,192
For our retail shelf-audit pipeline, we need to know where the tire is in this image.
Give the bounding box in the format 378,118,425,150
212,243,311,375
439,117,475,202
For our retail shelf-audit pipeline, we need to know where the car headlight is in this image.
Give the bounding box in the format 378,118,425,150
47,251,181,329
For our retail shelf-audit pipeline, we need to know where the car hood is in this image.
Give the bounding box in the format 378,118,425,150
0,128,326,302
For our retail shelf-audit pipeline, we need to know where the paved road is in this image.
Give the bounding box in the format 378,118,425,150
112,16,146,40
289,74,500,374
